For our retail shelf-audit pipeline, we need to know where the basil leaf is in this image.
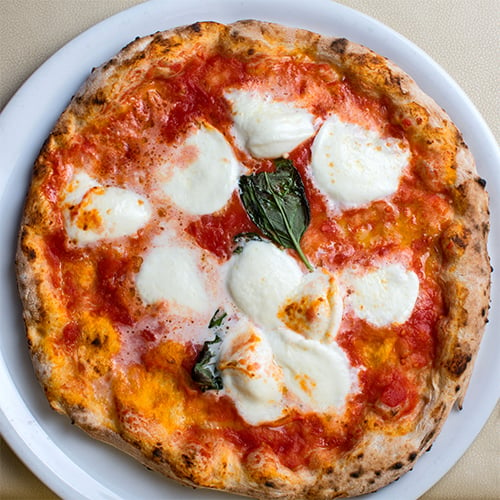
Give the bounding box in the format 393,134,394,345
192,335,223,391
239,158,313,271
208,308,227,329
192,308,227,391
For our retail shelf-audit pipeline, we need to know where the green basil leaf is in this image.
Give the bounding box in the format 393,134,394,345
192,308,227,391
192,334,223,392
239,158,313,271
208,308,227,329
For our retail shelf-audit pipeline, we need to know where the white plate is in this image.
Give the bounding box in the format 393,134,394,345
0,1,498,499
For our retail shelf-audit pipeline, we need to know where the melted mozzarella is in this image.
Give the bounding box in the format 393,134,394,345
225,90,315,158
224,242,353,423
161,124,240,215
311,114,410,208
278,270,343,342
227,241,303,329
343,263,419,327
271,328,352,411
219,320,285,425
228,242,344,340
63,172,151,245
136,240,209,315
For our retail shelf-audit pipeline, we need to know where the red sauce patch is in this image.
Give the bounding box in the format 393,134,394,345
186,192,257,260
95,254,134,325
58,322,81,352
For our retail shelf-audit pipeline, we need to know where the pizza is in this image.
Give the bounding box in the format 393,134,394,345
16,20,490,498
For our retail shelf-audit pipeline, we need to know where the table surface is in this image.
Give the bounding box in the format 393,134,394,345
1,1,498,499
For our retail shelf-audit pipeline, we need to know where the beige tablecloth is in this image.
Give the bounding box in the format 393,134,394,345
1,1,498,499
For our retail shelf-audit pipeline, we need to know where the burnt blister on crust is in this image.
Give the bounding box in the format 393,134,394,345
476,177,487,188
445,349,472,377
152,445,164,462
190,22,202,33
349,468,364,478
330,38,348,54
389,462,404,470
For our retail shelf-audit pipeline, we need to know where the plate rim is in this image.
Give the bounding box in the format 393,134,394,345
1,1,499,499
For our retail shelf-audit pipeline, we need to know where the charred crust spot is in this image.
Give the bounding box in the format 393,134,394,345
450,231,469,250
152,446,163,460
247,48,255,56
350,469,363,478
408,452,418,462
182,453,195,469
190,22,201,33
374,470,381,477
26,247,36,261
390,462,404,470
481,307,487,317
152,33,164,45
265,481,276,488
130,52,146,63
91,90,106,106
325,466,334,474
446,350,472,377
123,37,141,52
330,38,348,54
476,177,487,188
426,444,433,452
369,478,375,485
90,337,102,347
455,385,461,392
102,57,117,71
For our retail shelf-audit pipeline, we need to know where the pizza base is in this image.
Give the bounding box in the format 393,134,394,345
17,20,490,499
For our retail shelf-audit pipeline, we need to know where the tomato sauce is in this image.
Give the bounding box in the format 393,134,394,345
186,193,257,260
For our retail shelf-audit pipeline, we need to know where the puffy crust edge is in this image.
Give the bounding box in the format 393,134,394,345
16,19,490,500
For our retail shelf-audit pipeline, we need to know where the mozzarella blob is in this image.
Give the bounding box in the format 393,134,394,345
224,241,353,424
271,328,352,411
311,114,410,208
225,90,315,158
63,172,151,245
160,124,240,215
219,321,285,425
343,263,419,327
279,270,343,342
227,241,303,330
136,240,209,315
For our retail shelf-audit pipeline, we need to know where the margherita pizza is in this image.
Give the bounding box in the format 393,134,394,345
16,21,490,498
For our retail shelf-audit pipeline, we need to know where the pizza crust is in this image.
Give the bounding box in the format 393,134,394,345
16,20,490,499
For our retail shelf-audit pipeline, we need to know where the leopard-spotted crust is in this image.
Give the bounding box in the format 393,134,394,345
17,20,490,499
